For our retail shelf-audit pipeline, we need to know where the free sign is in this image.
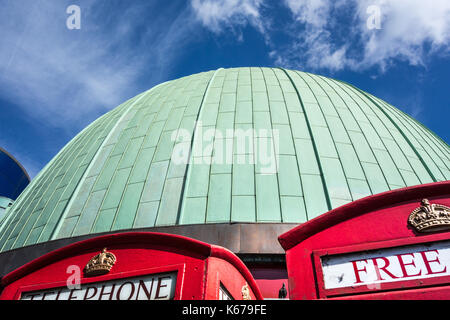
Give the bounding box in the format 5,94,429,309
321,240,450,290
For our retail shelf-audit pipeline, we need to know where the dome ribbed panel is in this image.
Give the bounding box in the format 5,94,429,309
0,97,135,251
0,67,448,252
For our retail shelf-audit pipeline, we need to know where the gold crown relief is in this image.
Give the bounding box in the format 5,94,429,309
241,283,251,300
408,199,450,233
84,248,116,276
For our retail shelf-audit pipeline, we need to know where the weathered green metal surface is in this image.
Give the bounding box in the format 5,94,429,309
0,197,13,222
0,67,448,252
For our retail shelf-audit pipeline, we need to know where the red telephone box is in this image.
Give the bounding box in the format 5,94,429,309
0,232,262,300
279,181,450,300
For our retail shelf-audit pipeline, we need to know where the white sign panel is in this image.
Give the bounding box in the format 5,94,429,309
21,272,177,300
321,240,450,290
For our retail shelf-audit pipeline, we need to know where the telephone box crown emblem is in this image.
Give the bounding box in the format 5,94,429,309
84,248,116,276
408,199,450,233
241,283,251,300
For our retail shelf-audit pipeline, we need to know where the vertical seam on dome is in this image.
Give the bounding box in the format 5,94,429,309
323,75,409,189
259,67,282,222
1,120,101,250
372,94,447,178
13,124,100,248
36,112,125,244
382,100,450,175
332,79,425,185
424,125,450,152
133,78,189,229
278,68,333,212
107,86,170,231
67,102,146,237
356,84,441,182
64,104,142,237
0,112,107,240
49,87,162,240
303,73,377,198
203,69,227,224
414,120,450,163
0,163,60,249
375,99,442,181
176,68,223,225
414,118,450,158
412,120,450,168
312,75,389,192
248,68,258,223
271,68,308,222
395,98,450,160
342,81,438,182
116,90,167,231
299,72,356,203
250,68,258,222
250,68,259,223
114,82,179,230
229,68,237,223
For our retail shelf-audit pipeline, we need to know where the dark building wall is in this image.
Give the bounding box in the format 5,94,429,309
0,148,30,200
0,223,296,278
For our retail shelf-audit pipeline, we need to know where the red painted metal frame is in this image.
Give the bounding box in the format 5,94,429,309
278,181,450,300
0,232,263,300
279,181,450,251
210,244,262,298
313,232,450,298
204,257,259,300
332,284,450,300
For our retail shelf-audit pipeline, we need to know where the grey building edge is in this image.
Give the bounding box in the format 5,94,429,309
0,146,31,182
0,222,297,277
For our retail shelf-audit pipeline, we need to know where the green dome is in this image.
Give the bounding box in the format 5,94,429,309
0,67,449,252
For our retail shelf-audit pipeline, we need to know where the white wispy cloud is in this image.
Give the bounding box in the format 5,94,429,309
2,0,449,177
284,0,330,28
190,0,268,39
355,0,450,71
275,0,355,71
276,0,450,72
0,0,197,130
0,0,201,177
0,1,135,128
192,0,450,72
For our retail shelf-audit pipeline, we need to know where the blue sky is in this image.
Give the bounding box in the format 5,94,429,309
0,0,449,178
